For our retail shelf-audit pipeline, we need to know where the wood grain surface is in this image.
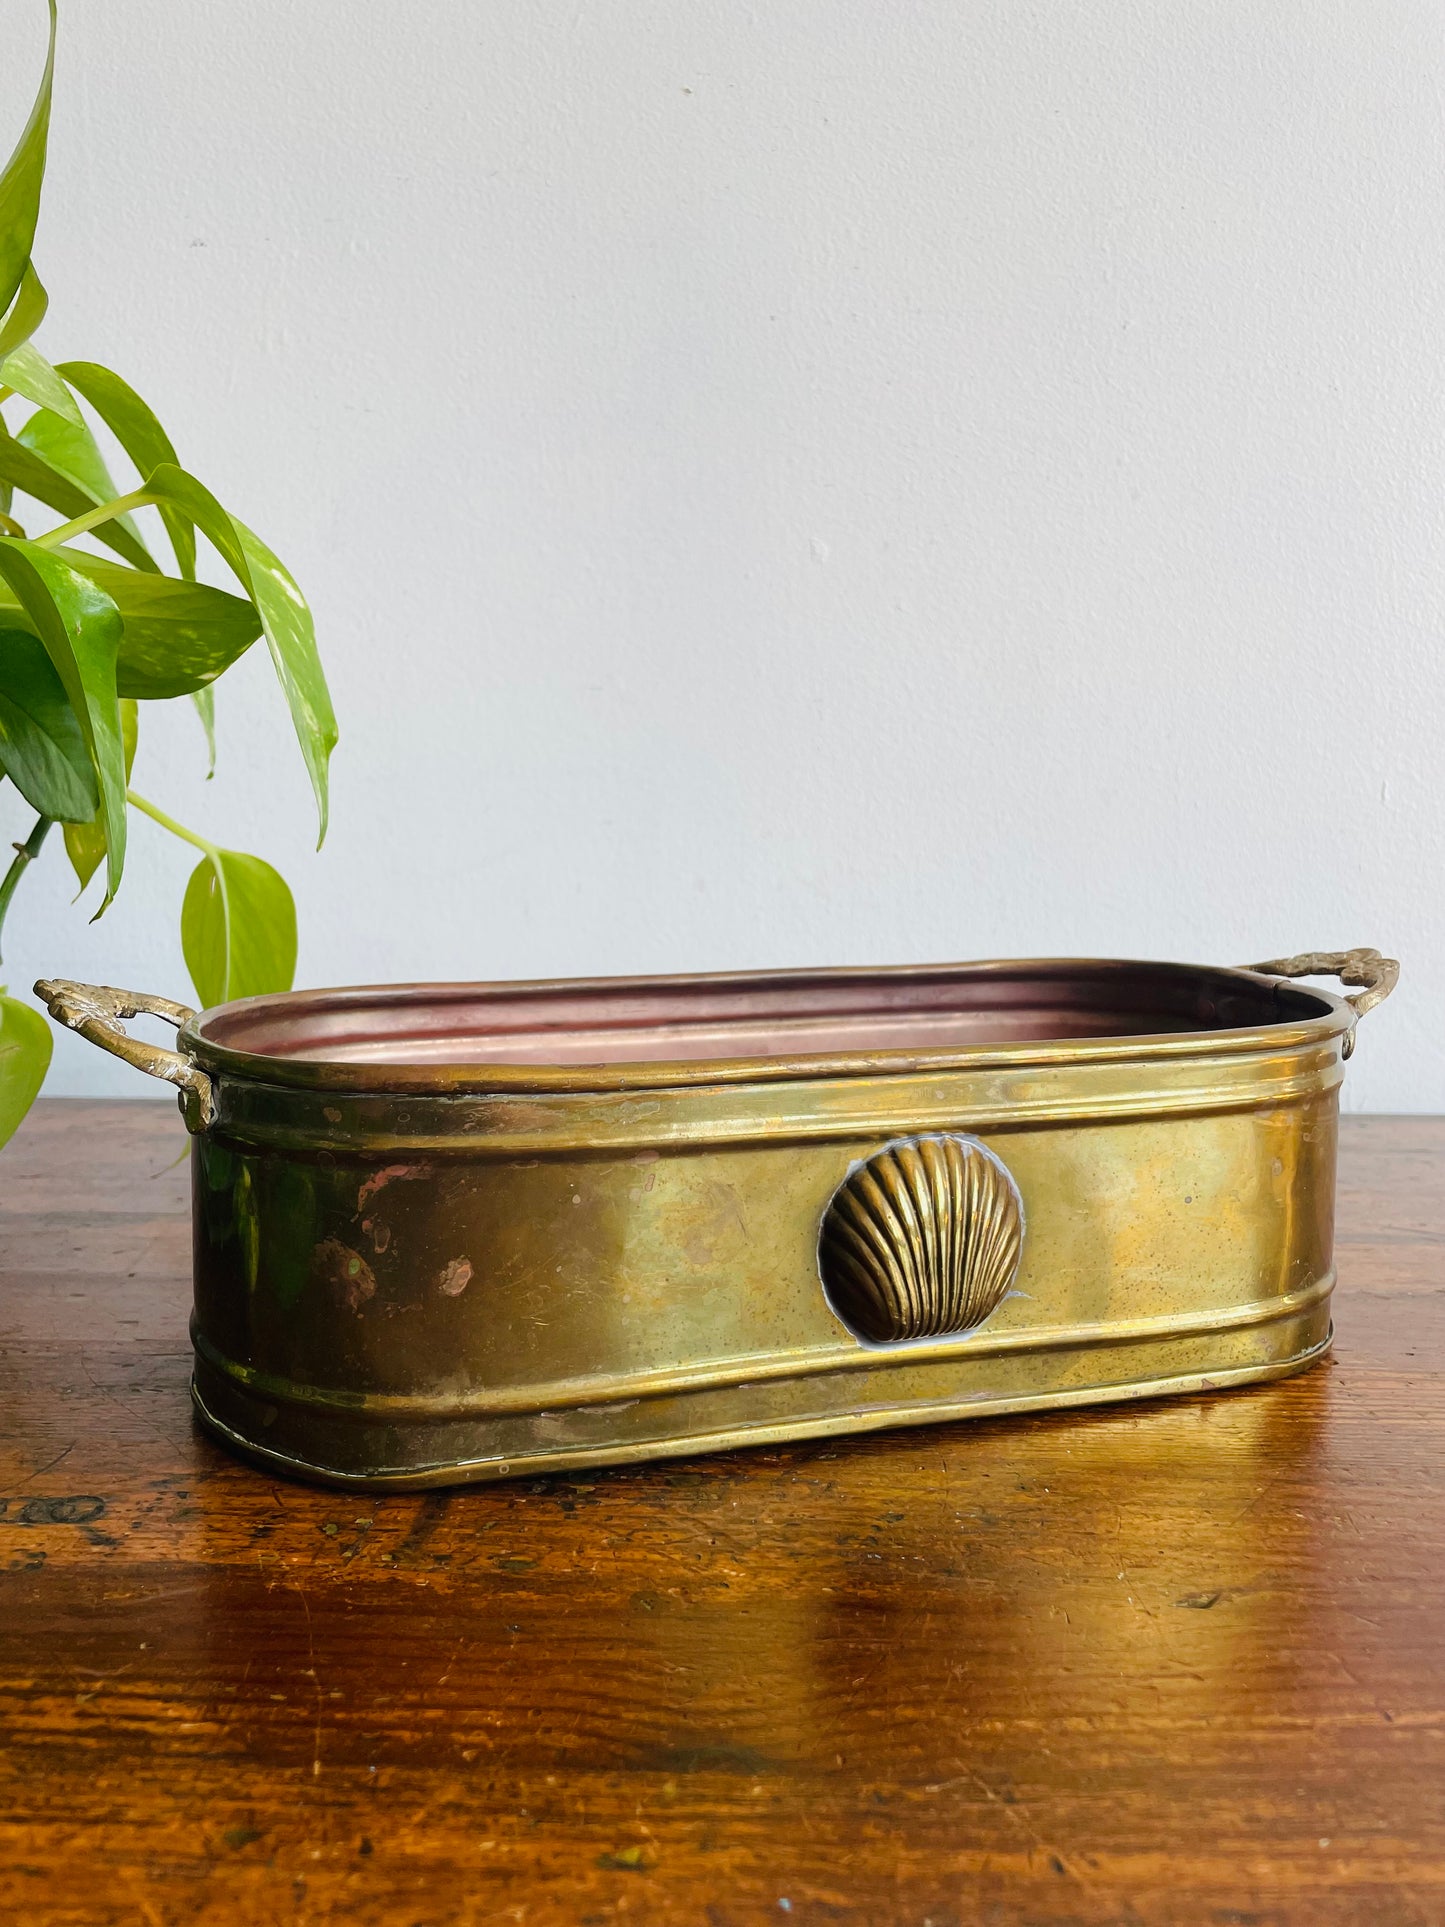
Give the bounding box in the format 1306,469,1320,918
1,1101,1442,1926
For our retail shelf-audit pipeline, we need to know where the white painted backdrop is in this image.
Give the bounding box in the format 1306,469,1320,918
0,1,1438,1105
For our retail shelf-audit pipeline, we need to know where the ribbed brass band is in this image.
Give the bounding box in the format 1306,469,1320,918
190,1332,1333,1491
204,1043,1344,1157
190,1269,1335,1425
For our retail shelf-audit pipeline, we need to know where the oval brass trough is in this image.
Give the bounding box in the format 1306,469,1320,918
35,950,1397,1487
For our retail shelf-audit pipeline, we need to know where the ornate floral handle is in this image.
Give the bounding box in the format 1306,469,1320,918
1246,948,1399,1056
33,978,215,1128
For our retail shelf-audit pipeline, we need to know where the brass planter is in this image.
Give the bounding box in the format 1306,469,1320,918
36,950,1397,1489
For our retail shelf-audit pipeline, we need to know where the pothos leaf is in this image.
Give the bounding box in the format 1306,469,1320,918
0,340,83,426
0,425,157,572
0,546,262,697
61,809,101,889
180,848,296,1008
191,685,216,775
0,261,46,362
55,361,195,580
0,987,51,1148
63,696,135,889
0,539,126,906
0,0,55,322
143,465,334,842
17,405,153,561
0,626,98,820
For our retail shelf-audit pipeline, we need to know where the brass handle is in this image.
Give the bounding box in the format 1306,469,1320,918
33,977,215,1128
1246,948,1399,1057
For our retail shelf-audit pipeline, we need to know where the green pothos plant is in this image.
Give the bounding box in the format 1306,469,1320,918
0,1,336,1147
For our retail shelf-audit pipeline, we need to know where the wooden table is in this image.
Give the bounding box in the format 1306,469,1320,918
2,1102,1442,1925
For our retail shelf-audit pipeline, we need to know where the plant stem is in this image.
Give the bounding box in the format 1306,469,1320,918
126,789,231,998
0,814,54,966
126,787,218,859
32,488,155,550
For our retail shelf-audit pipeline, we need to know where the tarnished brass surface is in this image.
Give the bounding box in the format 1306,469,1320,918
37,954,1399,1487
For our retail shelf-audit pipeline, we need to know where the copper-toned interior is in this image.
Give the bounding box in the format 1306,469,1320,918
192,961,1333,1072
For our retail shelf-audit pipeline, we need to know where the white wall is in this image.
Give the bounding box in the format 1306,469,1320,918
0,0,1438,1107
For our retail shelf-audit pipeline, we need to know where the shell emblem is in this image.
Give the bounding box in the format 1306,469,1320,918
819,1134,1025,1344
